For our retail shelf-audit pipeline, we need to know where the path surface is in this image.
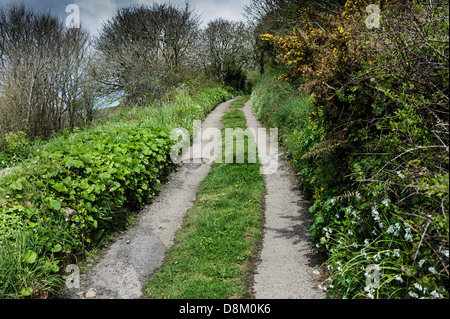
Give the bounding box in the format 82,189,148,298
61,98,234,299
243,101,325,299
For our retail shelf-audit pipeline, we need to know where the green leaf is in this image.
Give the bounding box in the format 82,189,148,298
99,172,111,179
34,181,45,188
10,181,23,191
51,182,68,193
67,159,84,168
48,153,63,159
20,287,33,297
22,250,37,264
46,198,61,211
51,244,62,253
81,191,96,202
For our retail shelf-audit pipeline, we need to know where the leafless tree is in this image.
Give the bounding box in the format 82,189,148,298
0,4,94,139
202,18,250,86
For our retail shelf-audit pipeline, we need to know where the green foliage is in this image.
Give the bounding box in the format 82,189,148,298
0,131,33,170
251,69,322,197
0,230,63,298
252,61,448,298
0,87,230,298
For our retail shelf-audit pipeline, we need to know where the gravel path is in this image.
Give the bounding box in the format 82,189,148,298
243,100,326,299
60,98,234,299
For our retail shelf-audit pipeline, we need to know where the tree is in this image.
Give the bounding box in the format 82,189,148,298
93,2,200,105
202,18,251,89
0,4,94,139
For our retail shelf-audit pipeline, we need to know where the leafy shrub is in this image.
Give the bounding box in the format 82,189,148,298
254,0,448,299
0,87,230,298
0,131,33,170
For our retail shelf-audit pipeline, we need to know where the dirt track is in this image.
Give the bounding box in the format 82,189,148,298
243,100,325,299
60,97,325,299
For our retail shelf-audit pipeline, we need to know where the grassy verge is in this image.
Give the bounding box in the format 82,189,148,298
0,87,231,299
145,96,266,299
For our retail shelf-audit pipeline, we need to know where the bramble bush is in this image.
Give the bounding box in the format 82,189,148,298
255,0,448,298
0,87,230,298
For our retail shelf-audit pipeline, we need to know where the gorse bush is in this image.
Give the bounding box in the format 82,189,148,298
0,87,230,298
254,0,448,298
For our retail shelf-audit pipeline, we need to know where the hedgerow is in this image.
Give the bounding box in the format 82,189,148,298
254,0,448,298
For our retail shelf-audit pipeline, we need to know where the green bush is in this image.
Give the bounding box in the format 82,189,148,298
0,87,230,298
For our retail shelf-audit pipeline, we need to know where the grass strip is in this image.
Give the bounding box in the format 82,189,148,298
145,96,266,299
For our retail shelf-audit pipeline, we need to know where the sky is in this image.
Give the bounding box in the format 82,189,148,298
0,0,251,35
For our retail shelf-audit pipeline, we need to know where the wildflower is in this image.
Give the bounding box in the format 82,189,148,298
408,291,419,298
414,283,423,292
443,250,449,259
430,290,443,299
396,171,405,179
371,205,380,222
386,224,395,234
394,275,403,283
392,249,400,257
428,267,438,275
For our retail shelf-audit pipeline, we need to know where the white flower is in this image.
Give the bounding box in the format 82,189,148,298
313,269,320,275
394,275,403,283
396,171,405,179
387,225,395,234
364,239,370,246
428,267,438,275
418,259,426,268
414,283,423,291
404,227,413,241
443,250,449,259
408,291,419,298
430,290,443,299
382,198,391,207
